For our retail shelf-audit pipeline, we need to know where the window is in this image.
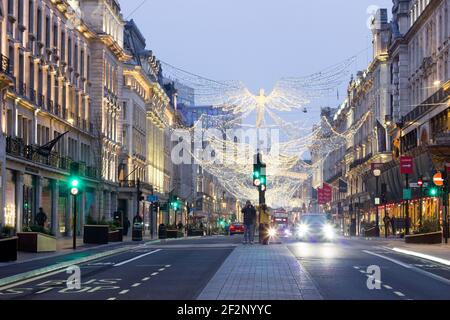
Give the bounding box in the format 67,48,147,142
53,23,58,49
18,0,23,26
45,15,50,48
28,0,34,33
8,0,14,16
68,37,72,66
61,31,65,61
29,58,34,97
37,8,42,42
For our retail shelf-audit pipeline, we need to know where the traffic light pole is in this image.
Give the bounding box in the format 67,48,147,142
73,194,77,250
405,174,410,236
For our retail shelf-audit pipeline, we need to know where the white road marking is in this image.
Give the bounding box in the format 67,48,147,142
151,272,159,276
383,285,393,290
131,283,141,287
158,268,165,272
394,291,405,297
391,248,450,267
119,290,129,295
107,297,117,300
353,266,360,270
114,249,162,267
165,265,171,268
0,269,67,292
363,250,450,286
142,277,151,281
359,270,366,274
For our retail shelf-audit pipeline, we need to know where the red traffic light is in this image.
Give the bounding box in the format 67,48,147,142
418,179,423,187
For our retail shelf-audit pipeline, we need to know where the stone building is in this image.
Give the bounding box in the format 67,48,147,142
77,0,129,222
0,0,99,236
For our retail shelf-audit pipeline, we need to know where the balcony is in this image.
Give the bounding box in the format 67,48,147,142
349,153,373,171
0,54,14,89
402,87,447,124
6,136,99,179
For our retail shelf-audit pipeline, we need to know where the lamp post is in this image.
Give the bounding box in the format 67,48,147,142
373,168,381,237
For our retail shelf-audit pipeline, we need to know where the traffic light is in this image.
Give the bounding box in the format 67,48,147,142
259,163,267,192
427,186,439,197
69,176,81,196
253,164,262,186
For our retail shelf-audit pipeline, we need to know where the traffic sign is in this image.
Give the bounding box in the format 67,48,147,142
410,182,428,188
400,156,414,175
147,195,159,202
433,172,444,186
403,188,412,200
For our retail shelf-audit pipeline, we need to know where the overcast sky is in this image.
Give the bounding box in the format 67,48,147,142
119,0,392,95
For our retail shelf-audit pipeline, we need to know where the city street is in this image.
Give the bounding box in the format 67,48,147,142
1,236,450,300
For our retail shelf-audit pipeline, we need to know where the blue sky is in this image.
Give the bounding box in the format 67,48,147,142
119,0,392,95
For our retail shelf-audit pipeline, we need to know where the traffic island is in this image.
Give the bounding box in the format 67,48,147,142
17,232,57,253
0,237,18,262
405,231,443,244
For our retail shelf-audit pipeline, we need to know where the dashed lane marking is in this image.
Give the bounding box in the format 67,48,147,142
131,283,141,287
353,266,360,270
142,277,151,281
119,290,129,295
394,291,405,297
107,298,116,301
363,250,450,286
114,249,162,267
151,272,159,276
158,268,165,272
383,285,393,290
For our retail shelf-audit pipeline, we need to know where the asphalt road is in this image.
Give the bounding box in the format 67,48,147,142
286,237,450,300
0,236,241,300
1,235,450,300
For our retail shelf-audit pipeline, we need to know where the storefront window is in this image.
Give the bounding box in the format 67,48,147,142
4,170,16,228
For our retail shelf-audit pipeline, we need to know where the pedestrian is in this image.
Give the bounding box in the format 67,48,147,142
241,200,257,244
383,215,391,237
391,215,396,236
35,208,47,228
123,216,131,236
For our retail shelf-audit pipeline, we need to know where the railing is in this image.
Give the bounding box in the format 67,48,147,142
326,171,343,184
0,54,12,75
402,88,447,124
349,153,373,170
6,136,98,178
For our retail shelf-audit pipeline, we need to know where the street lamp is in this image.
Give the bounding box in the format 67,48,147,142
373,168,381,237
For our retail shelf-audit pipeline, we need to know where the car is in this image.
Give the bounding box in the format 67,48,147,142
296,214,336,242
229,223,245,235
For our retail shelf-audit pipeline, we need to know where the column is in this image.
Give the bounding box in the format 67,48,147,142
51,180,59,237
36,176,43,210
15,171,24,233
0,161,5,226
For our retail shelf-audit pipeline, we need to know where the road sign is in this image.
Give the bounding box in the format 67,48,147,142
400,156,414,175
374,197,381,205
433,172,444,186
322,183,333,202
403,188,412,200
147,195,159,202
410,182,429,188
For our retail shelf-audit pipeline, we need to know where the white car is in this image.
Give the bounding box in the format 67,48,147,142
296,214,336,242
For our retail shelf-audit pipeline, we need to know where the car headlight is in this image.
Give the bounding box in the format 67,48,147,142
297,224,309,237
322,224,335,239
268,228,277,237
284,229,292,236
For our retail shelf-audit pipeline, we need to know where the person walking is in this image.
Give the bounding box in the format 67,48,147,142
241,200,257,244
123,216,131,236
35,208,48,228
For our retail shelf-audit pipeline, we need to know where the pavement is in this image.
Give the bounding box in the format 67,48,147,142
1,234,450,300
197,244,322,300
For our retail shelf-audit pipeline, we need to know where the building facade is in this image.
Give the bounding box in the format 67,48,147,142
318,0,450,236
0,0,100,236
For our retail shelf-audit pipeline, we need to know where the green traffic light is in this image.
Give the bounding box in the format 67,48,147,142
260,176,266,185
71,179,79,187
430,188,438,196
